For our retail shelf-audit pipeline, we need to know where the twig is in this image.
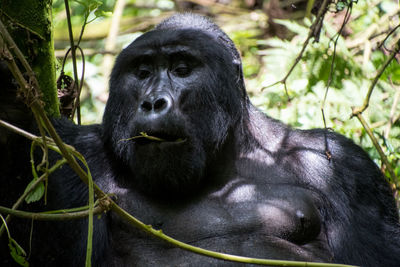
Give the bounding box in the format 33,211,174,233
352,41,400,115
0,119,46,142
0,119,70,237
320,2,353,158
351,111,398,186
351,40,400,185
0,18,39,91
111,202,356,267
322,2,352,113
347,9,399,49
65,45,85,121
378,24,400,49
64,0,81,124
0,205,103,221
263,0,331,98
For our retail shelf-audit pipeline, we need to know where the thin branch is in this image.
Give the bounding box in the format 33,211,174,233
0,18,39,91
352,41,400,116
263,0,331,97
378,24,400,49
110,202,355,267
64,0,81,124
322,2,352,111
0,121,68,237
320,2,353,158
0,119,44,142
0,159,65,236
351,40,400,185
69,45,85,122
0,205,103,221
352,111,398,186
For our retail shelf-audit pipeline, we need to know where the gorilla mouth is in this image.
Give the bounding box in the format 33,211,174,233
121,131,186,145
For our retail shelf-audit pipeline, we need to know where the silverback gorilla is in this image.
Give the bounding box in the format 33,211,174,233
1,13,400,266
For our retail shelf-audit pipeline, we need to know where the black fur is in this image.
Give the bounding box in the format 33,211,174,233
1,13,400,266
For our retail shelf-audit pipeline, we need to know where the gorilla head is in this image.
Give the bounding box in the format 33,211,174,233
102,14,247,197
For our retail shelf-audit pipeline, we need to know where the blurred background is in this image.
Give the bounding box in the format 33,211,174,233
52,0,400,186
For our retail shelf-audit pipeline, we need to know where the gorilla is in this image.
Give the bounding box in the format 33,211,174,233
1,13,400,267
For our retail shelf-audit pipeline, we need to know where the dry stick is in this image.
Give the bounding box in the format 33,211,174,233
321,2,352,118
263,0,331,97
320,2,353,159
351,41,400,185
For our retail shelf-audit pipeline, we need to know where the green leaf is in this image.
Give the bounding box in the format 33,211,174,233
273,19,309,35
73,0,102,13
8,238,29,267
73,0,88,8
94,9,112,18
24,180,45,203
88,0,102,12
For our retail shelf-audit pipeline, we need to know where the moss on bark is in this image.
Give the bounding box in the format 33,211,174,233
0,0,59,117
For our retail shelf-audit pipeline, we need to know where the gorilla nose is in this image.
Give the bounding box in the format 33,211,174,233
139,93,172,116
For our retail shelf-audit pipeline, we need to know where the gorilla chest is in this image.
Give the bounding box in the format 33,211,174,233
109,181,326,264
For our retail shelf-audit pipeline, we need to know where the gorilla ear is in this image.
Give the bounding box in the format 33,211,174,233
234,61,247,100
233,59,241,66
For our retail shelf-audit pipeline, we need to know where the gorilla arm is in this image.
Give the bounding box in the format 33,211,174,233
246,106,400,266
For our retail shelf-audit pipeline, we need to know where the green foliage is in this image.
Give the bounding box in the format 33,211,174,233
372,52,400,84
0,215,29,267
249,2,400,181
24,180,45,204
8,238,29,267
73,0,111,22
230,28,262,77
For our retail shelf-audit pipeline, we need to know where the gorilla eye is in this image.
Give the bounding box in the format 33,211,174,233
136,66,152,79
173,64,191,77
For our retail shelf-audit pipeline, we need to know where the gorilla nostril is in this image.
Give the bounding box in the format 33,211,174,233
154,98,167,111
141,101,152,112
140,94,172,114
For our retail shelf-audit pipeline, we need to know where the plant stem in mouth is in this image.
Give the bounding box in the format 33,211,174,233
118,132,186,143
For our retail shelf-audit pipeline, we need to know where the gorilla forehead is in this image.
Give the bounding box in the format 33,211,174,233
156,13,242,63
121,29,230,61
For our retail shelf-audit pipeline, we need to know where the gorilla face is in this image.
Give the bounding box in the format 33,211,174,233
102,29,244,196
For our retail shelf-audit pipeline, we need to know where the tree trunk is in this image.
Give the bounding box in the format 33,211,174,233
0,0,59,116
